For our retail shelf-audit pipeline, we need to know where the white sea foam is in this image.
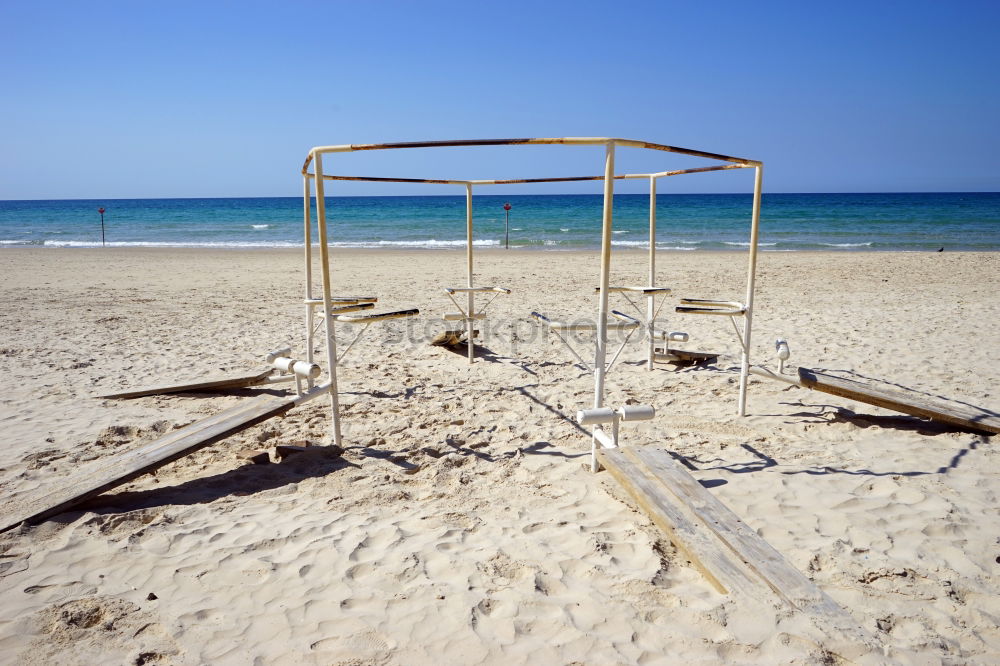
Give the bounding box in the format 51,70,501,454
723,241,777,247
330,239,500,249
560,228,570,232
42,240,301,248
610,241,696,250
0,240,32,245
511,228,522,231
822,242,873,247
613,230,629,234
251,224,270,229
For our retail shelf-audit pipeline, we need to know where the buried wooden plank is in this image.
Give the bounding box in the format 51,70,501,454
601,445,882,661
653,348,720,364
0,395,297,533
798,368,1000,435
430,329,480,347
596,448,762,597
627,447,879,656
99,369,274,399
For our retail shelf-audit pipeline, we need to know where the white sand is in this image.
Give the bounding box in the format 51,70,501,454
0,248,997,664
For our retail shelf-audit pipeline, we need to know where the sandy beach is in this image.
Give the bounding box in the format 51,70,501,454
0,247,997,664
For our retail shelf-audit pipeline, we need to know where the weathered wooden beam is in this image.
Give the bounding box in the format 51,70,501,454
99,369,274,399
598,446,882,661
798,368,1000,434
1,395,297,533
597,448,761,596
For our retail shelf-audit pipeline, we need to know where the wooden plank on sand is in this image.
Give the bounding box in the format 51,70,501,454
430,329,480,347
596,448,761,597
798,368,1000,434
654,348,720,364
1,395,296,533
99,369,274,399
598,446,880,660
628,447,876,649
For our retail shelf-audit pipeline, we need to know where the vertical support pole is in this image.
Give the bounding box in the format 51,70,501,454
647,175,657,371
592,141,616,472
313,152,342,445
303,175,315,389
738,165,763,416
466,183,475,364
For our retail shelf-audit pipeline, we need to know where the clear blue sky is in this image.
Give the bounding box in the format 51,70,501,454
2,1,998,198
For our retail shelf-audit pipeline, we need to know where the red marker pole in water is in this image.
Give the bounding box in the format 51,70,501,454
98,207,106,247
503,202,512,249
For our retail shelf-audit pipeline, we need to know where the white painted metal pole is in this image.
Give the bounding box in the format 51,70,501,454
303,175,315,388
647,176,657,371
313,153,343,444
466,184,475,364
592,142,616,472
738,165,763,416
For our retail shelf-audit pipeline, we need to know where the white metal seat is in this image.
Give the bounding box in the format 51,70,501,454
445,286,511,295
592,286,683,370
303,296,378,306
328,308,420,361
651,327,689,342
443,285,511,363
675,297,749,378
332,308,419,324
323,303,375,316
532,310,641,372
593,286,672,295
676,298,746,316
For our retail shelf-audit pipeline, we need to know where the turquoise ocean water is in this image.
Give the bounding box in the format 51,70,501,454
1,193,998,251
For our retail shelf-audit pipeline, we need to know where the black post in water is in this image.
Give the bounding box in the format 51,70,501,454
503,202,512,249
98,207,106,247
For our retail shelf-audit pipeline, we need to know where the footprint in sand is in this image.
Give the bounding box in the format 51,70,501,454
310,630,394,659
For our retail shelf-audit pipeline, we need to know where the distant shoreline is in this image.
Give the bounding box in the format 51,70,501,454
4,193,998,252
2,191,999,202
2,246,993,256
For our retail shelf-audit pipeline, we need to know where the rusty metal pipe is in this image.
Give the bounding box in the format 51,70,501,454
302,137,760,174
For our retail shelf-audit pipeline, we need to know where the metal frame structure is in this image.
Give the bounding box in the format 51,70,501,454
300,139,763,459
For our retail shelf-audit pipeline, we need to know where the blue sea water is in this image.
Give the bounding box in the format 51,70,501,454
1,193,998,251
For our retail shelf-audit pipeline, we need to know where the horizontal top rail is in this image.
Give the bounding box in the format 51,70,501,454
302,137,761,174
307,163,753,186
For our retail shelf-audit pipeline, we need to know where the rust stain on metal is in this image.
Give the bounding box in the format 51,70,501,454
318,174,633,185
624,140,761,166
482,175,626,185
349,138,537,152
662,164,751,177
320,175,465,185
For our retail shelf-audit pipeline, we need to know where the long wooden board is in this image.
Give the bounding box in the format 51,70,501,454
99,369,274,399
1,395,296,533
598,448,760,596
597,446,880,660
798,368,1000,434
628,448,876,650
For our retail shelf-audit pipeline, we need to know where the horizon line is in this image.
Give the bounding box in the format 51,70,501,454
2,191,999,203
